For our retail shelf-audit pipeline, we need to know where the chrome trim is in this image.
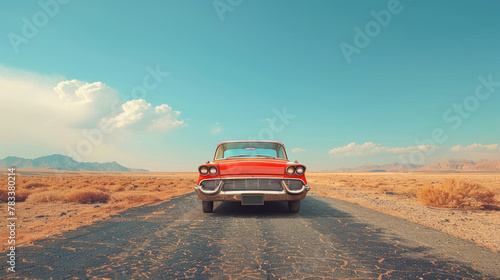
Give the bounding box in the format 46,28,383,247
196,177,308,196
198,177,306,185
281,180,308,194
196,180,223,195
224,190,286,195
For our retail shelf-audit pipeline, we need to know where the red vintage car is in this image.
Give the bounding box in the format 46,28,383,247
194,140,310,213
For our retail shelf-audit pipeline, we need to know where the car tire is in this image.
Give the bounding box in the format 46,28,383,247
202,201,214,213
288,200,301,213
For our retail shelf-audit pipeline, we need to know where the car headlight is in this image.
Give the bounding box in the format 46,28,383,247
209,166,218,175
286,166,295,175
199,166,208,175
295,165,305,175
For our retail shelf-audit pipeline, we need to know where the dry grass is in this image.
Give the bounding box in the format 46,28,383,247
417,179,496,209
308,172,500,207
0,188,31,202
0,172,198,205
24,183,50,189
25,190,63,203
65,189,111,204
0,171,197,251
307,172,500,251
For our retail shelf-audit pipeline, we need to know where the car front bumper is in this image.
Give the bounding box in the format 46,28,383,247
194,177,310,202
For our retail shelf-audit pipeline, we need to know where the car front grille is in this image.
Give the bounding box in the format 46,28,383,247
200,178,305,192
200,180,220,191
223,178,283,191
284,179,304,191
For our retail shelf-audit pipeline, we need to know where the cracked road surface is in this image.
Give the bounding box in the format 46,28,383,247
2,193,499,279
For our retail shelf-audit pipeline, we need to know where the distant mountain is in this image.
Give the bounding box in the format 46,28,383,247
334,159,500,172
0,154,148,172
334,163,422,172
471,160,500,171
417,159,477,171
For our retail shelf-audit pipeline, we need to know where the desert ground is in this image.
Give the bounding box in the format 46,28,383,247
1,170,499,252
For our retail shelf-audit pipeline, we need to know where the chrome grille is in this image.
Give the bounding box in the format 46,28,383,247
200,180,221,191
223,179,282,191
283,179,304,191
200,178,305,192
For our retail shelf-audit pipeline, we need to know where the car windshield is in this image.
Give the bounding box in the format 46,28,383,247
214,142,287,160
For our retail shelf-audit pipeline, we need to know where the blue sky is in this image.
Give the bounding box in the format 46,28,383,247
1,0,499,171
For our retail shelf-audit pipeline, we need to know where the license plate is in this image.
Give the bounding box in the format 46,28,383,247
241,195,264,205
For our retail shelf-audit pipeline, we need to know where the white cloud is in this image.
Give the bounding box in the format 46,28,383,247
292,148,306,153
211,123,222,135
0,66,185,159
54,79,123,127
211,127,222,135
55,79,119,106
107,99,151,128
104,100,184,131
328,142,438,158
149,104,184,131
450,143,499,152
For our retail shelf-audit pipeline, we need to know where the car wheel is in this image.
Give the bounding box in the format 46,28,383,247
202,201,213,213
288,200,301,213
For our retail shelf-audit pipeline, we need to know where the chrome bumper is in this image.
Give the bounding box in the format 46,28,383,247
194,179,310,202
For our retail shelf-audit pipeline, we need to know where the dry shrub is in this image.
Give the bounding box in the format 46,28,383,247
94,185,110,192
148,185,163,191
417,179,496,209
24,183,50,189
0,189,9,202
110,185,125,192
65,189,110,204
16,189,31,201
0,189,31,202
26,190,63,203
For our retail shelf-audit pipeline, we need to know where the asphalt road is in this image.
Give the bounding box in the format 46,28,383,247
2,193,499,279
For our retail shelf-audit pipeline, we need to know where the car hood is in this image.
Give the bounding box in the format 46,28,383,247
215,158,289,176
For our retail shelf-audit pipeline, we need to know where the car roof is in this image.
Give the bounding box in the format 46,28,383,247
217,140,285,146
